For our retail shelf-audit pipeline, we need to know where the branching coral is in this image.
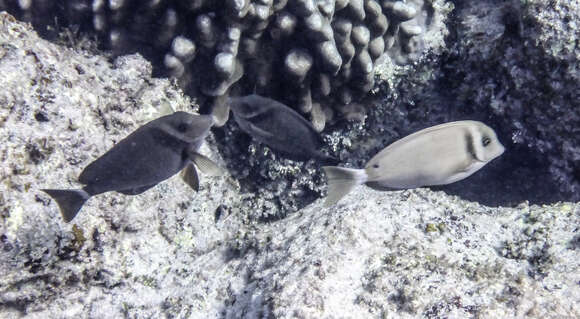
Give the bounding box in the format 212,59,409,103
2,0,445,130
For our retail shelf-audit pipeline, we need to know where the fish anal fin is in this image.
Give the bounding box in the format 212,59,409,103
117,183,157,195
365,181,398,191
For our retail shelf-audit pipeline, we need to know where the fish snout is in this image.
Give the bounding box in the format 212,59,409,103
488,141,506,162
181,114,213,141
498,143,506,155
197,114,215,127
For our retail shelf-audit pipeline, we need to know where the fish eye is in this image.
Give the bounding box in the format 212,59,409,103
482,136,491,147
373,164,379,169
177,123,189,132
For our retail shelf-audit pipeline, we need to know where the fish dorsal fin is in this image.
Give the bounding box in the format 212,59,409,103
385,121,473,151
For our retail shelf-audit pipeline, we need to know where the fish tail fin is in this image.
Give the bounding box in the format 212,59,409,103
41,189,90,222
322,166,368,207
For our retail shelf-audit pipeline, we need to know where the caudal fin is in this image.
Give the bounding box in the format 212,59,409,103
322,166,367,207
41,189,90,222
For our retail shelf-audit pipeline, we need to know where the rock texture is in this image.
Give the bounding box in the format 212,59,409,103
0,12,579,319
443,0,580,202
0,0,452,129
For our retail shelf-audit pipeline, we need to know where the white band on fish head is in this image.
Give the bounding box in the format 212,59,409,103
466,126,487,162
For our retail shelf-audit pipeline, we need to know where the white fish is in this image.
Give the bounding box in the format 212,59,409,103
322,121,505,206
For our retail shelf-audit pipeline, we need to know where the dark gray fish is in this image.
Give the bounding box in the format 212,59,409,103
42,112,222,222
229,94,337,163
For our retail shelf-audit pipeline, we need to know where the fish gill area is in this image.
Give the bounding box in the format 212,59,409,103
0,0,579,318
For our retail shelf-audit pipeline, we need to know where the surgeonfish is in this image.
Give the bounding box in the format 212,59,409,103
322,120,505,206
229,94,337,163
42,112,223,222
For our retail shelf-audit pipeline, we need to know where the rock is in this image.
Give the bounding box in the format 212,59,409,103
449,0,580,202
0,12,578,319
221,191,579,318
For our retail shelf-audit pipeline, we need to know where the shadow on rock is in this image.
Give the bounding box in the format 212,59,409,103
434,139,571,207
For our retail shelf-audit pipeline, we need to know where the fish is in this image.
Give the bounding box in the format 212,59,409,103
42,111,223,222
322,120,505,206
228,94,337,163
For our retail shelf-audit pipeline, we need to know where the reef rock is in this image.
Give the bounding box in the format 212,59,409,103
1,13,579,318
444,0,580,203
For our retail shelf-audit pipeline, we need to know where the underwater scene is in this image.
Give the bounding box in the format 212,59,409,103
0,0,578,318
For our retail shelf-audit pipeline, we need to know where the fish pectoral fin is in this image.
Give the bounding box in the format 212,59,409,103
117,183,157,195
180,162,200,192
247,122,275,139
188,152,224,176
